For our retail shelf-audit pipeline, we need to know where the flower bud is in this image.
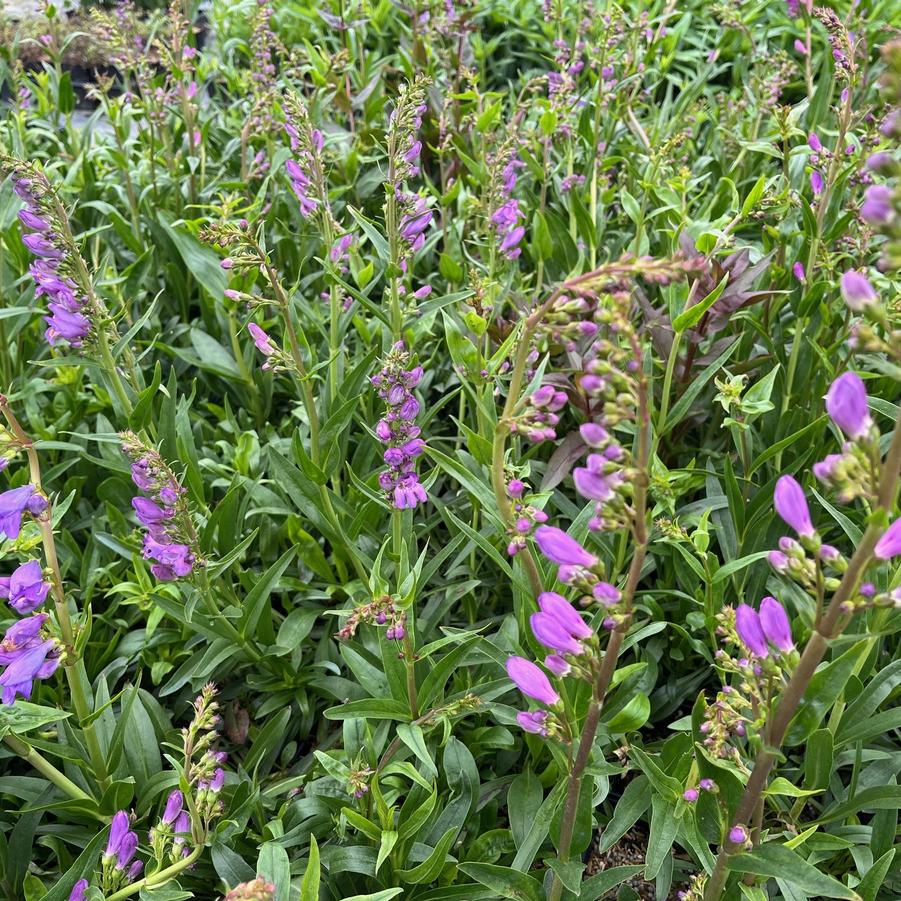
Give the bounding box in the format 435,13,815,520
506,656,560,705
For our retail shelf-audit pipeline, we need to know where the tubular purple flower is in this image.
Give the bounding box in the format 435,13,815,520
810,170,824,195
69,880,88,901
248,323,275,356
839,270,878,310
825,372,871,439
0,638,58,704
534,526,597,567
808,133,822,152
537,592,593,639
573,467,615,502
735,605,769,657
683,788,699,802
593,581,621,605
530,612,584,655
768,550,789,573
116,830,138,869
874,519,901,560
0,560,51,614
544,654,570,676
860,184,893,225
773,475,814,538
106,811,131,857
580,422,609,447
516,710,548,735
0,486,48,540
506,656,560,705
759,596,794,652
162,790,184,824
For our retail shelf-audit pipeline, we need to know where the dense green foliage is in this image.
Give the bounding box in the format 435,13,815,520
0,1,900,899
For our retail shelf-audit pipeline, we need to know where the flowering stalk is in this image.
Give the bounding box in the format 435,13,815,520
0,396,109,787
702,411,901,901
547,365,650,901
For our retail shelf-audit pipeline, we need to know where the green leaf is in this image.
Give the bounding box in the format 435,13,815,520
578,865,645,900
300,835,320,901
396,724,438,779
0,702,69,738
458,863,543,901
672,274,729,332
158,215,227,300
238,549,295,638
257,842,290,901
398,827,456,884
507,771,543,849
785,641,869,746
376,830,398,874
728,843,860,899
324,699,412,721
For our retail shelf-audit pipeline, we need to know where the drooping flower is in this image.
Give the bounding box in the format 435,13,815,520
162,790,184,825
773,476,815,538
0,485,48,540
759,596,794,652
537,591,593,640
0,560,51,614
516,710,549,735
874,519,901,560
534,526,597,567
839,270,878,310
69,880,88,901
735,604,769,657
506,656,560,705
0,638,59,704
530,612,584,655
860,184,893,226
825,371,871,439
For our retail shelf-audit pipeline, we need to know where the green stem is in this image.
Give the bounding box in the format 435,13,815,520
105,844,204,901
3,733,95,804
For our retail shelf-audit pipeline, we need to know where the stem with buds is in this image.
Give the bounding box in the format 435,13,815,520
702,413,901,901
0,396,110,789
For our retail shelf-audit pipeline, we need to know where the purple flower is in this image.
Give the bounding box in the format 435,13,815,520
506,656,560,705
22,233,62,260
44,304,91,347
808,133,822,152
330,234,355,262
683,788,699,802
0,638,58,704
132,497,170,527
0,560,51,614
248,323,275,357
0,485,48,540
810,170,824,195
530,612,583,655
759,596,794,652
162,790,184,824
116,830,138,869
537,591,593,640
573,466,615,502
593,582,621,605
729,826,748,845
516,710,549,735
774,476,814,538
69,879,89,901
534,526,597,567
580,423,609,447
18,209,50,232
825,372,870,439
544,654,570,676
839,270,878,310
860,184,893,225
106,810,131,858
735,604,769,657
874,519,901,560
792,262,806,282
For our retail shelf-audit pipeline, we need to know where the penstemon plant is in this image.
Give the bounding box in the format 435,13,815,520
0,2,900,901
